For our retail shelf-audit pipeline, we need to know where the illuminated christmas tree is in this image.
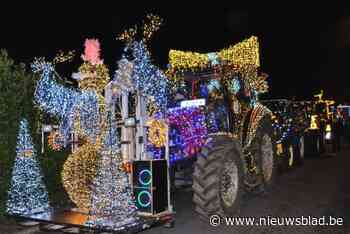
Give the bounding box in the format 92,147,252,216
6,119,50,215
86,112,137,229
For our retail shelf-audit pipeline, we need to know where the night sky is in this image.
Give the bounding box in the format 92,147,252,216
1,4,350,102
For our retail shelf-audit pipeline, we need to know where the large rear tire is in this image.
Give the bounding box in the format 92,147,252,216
192,136,245,218
249,116,278,191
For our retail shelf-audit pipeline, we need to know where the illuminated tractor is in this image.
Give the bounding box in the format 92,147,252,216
166,36,278,218
261,99,309,169
111,19,277,219
304,90,337,156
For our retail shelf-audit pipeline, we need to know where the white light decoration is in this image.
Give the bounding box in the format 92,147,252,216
6,119,51,215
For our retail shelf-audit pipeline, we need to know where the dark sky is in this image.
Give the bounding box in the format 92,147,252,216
1,4,350,102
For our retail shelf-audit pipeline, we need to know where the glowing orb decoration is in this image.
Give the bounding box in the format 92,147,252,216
61,142,99,212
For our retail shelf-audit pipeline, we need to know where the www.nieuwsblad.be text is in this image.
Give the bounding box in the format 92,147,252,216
209,215,344,227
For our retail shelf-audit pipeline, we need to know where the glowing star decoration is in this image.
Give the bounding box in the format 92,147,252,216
86,112,137,229
6,119,50,215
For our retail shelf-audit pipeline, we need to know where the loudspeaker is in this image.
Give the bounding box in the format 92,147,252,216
132,160,168,215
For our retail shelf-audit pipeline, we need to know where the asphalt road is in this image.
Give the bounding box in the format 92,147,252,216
4,149,350,234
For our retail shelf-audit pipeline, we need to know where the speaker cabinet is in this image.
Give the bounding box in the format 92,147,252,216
132,160,168,215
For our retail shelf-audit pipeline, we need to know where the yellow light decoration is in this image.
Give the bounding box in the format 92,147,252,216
309,115,319,130
276,143,283,155
21,149,34,158
53,50,75,64
117,26,137,44
218,36,260,67
142,14,163,42
168,36,259,73
48,130,63,151
147,119,167,148
61,142,99,213
169,50,209,71
78,63,110,93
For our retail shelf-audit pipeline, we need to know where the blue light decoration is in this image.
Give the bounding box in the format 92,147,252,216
86,111,137,229
167,107,207,162
207,52,220,66
207,79,221,93
32,58,79,144
207,111,220,133
231,78,241,95
199,83,209,99
128,41,168,113
32,58,101,145
6,119,51,215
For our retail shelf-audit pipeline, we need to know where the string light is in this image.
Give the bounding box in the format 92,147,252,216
142,14,163,42
7,119,51,215
242,103,272,150
168,36,259,73
147,119,167,148
47,130,64,151
168,107,207,157
53,50,75,64
129,41,168,112
86,112,137,229
61,142,99,213
33,39,136,218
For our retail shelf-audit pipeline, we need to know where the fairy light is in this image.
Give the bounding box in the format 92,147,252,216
86,112,137,229
61,142,99,212
129,40,168,112
33,38,136,219
168,107,207,157
142,14,163,42
47,130,64,151
7,119,51,215
53,50,75,64
147,119,167,148
168,36,259,73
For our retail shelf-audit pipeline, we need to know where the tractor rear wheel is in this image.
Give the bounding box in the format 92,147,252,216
249,116,278,192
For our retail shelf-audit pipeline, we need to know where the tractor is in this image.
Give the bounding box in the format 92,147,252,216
304,90,338,156
261,99,309,170
165,36,278,218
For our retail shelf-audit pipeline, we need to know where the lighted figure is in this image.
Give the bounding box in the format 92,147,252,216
86,112,137,229
32,38,137,228
6,119,50,215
